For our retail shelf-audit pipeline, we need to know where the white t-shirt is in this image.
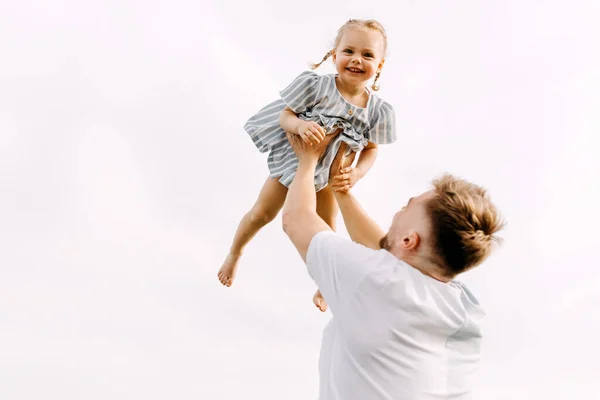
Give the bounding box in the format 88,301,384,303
306,231,485,400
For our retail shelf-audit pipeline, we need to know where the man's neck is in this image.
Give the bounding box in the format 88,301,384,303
400,255,453,283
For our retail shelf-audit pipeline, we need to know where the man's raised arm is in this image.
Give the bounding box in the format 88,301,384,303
281,133,337,261
333,191,385,250
329,147,385,250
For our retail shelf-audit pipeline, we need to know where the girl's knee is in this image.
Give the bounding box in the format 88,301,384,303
249,206,278,226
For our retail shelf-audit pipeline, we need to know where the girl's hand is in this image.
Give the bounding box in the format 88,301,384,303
296,121,326,145
286,131,339,162
331,166,363,193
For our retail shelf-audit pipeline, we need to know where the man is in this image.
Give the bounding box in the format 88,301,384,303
282,133,504,400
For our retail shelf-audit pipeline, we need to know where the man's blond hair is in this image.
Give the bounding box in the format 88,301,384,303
427,174,505,276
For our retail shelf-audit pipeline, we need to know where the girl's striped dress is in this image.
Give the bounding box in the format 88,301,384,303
245,71,396,191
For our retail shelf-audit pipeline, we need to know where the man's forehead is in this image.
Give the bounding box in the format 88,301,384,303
412,190,435,204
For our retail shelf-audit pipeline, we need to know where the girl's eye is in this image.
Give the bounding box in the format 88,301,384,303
343,49,353,54
364,53,374,58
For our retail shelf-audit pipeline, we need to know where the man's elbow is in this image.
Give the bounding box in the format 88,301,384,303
282,208,308,236
281,209,294,236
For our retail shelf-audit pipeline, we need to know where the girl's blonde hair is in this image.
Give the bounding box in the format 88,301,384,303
310,19,388,91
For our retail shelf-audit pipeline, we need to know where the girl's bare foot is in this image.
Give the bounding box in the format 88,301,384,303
313,289,328,312
217,253,240,287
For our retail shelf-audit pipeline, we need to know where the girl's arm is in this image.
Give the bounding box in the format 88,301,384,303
354,141,379,178
280,106,303,135
330,141,378,193
280,106,326,145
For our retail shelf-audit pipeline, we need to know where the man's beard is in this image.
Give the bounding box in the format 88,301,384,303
379,234,390,250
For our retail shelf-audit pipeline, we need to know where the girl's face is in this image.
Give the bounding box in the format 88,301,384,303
332,27,386,87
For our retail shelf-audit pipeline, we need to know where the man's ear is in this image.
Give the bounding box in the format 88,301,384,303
401,231,420,251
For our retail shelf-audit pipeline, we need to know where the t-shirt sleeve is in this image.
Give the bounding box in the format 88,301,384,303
279,70,322,114
306,231,389,316
365,100,397,144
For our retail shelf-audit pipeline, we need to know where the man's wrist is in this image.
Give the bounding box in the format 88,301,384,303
332,188,351,199
298,157,319,169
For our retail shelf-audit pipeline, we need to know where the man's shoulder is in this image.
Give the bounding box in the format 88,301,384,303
379,265,483,318
309,231,381,256
307,232,393,282
449,280,486,320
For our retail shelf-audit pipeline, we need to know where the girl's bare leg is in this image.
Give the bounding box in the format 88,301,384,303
218,177,288,287
312,185,339,312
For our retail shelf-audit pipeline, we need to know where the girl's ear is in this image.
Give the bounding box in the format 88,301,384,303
378,58,386,71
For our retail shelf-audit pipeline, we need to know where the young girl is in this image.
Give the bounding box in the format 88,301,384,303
217,19,396,311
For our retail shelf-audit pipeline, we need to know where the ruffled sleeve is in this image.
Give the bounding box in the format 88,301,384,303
366,100,397,144
279,70,323,114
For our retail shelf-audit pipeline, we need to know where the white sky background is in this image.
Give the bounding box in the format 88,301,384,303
1,0,599,399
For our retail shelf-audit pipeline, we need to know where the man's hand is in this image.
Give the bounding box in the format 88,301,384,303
331,166,363,193
328,142,357,191
287,130,339,164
